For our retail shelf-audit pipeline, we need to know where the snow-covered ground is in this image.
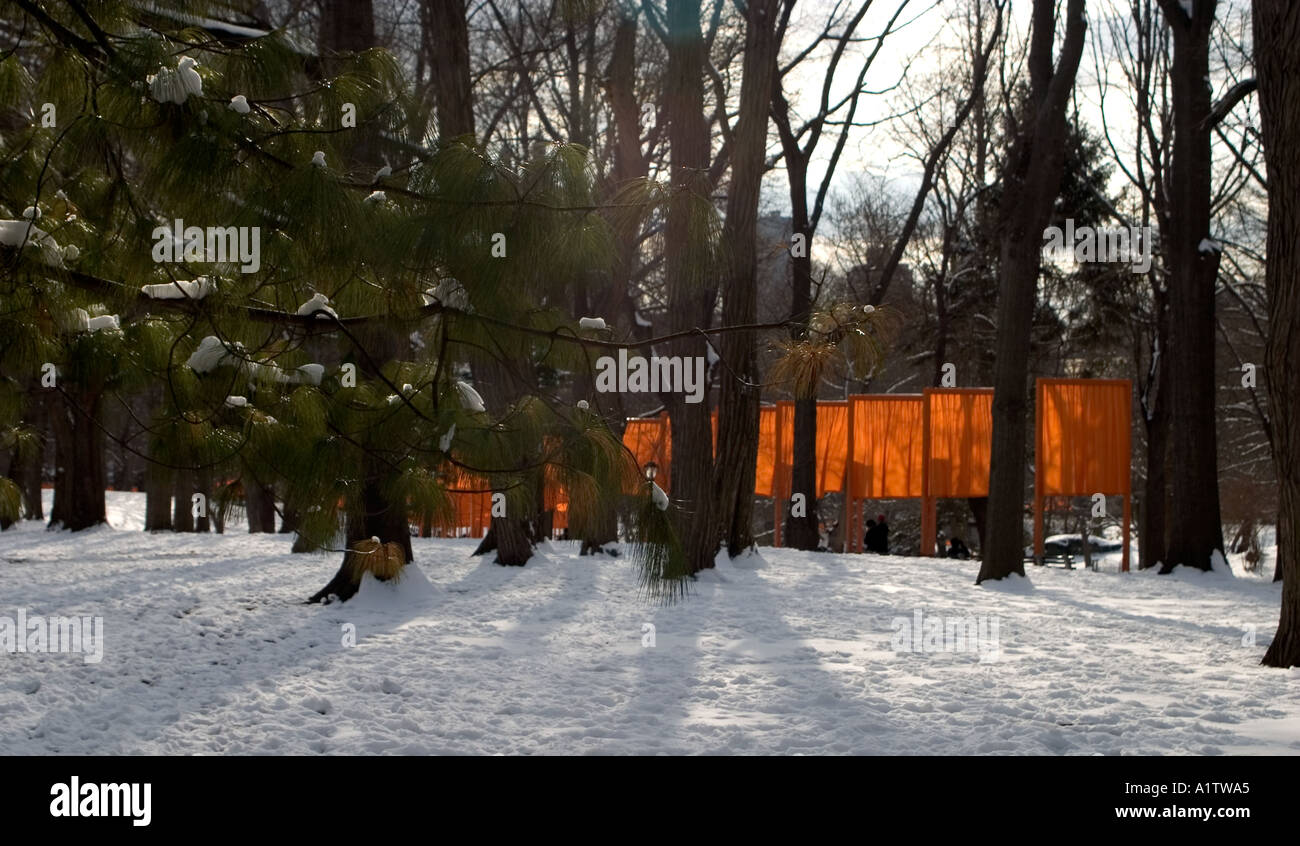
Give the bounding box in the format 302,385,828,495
1,492,1296,755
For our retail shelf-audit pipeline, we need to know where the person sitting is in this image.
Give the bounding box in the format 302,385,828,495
947,537,971,559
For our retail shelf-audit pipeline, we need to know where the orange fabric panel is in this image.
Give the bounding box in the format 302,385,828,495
774,401,794,500
925,388,993,498
816,401,849,496
543,466,569,531
622,415,671,492
431,471,491,537
1037,379,1131,496
754,405,777,496
849,395,924,499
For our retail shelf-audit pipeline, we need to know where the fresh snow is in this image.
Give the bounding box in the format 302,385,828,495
148,57,202,105
186,336,234,373
142,276,216,300
86,315,120,333
0,219,63,266
295,292,336,319
0,491,1295,755
229,95,251,115
454,380,485,412
578,317,606,330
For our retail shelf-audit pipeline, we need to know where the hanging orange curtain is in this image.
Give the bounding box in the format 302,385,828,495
774,401,794,502
1037,379,1132,496
754,404,778,496
924,388,994,498
429,470,491,538
815,401,849,496
543,465,569,532
622,415,671,492
849,395,924,499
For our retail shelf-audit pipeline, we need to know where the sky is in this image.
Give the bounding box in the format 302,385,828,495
767,0,1257,244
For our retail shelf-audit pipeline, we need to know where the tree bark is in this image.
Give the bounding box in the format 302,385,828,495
48,387,107,531
978,0,1086,583
425,0,475,139
715,0,779,558
1254,0,1300,666
662,0,719,572
243,470,277,533
1157,0,1225,572
779,141,820,550
6,389,45,522
172,467,195,532
1139,330,1171,568
144,460,172,531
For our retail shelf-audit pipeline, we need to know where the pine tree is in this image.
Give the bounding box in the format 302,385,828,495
0,0,681,599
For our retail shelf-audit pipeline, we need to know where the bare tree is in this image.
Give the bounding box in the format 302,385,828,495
715,0,781,557
770,0,913,550
979,0,1086,583
1254,0,1300,667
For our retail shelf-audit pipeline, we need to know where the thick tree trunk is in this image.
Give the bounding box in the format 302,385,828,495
981,240,1041,580
195,467,212,533
1139,354,1170,568
662,0,718,573
978,0,1086,583
1254,0,1300,666
243,472,277,533
9,390,45,522
48,388,107,531
785,395,821,549
967,497,988,554
144,461,172,531
345,463,414,563
773,95,820,551
715,0,779,558
172,468,195,532
426,0,475,139
1159,0,1224,572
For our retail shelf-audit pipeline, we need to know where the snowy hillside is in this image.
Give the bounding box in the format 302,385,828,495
1,493,1296,755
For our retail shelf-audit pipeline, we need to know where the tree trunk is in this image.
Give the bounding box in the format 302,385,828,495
978,0,1086,583
5,396,45,523
662,0,718,573
195,467,212,533
782,153,820,550
243,471,277,533
1254,0,1300,666
1139,344,1171,568
48,388,107,531
144,461,172,531
772,84,821,551
172,468,195,532
967,496,988,554
715,0,779,558
1158,0,1225,572
426,0,475,139
345,459,414,562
